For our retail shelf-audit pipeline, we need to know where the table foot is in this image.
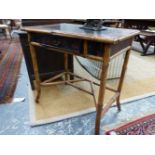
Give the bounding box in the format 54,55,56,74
35,89,41,103
117,105,121,111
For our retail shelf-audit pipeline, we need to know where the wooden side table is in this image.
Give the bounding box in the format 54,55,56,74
22,23,139,134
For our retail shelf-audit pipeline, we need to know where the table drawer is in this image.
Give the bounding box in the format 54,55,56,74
88,41,103,56
31,33,83,54
31,33,106,57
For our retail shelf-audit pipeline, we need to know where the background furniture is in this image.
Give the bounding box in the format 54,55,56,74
21,19,74,26
123,19,155,30
0,20,11,38
138,31,155,56
10,19,21,30
124,19,155,55
21,19,122,27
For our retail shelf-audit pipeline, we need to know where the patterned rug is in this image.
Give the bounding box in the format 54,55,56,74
105,113,155,135
0,37,23,103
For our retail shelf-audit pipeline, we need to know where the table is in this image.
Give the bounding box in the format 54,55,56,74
22,23,139,134
138,31,155,55
124,19,155,56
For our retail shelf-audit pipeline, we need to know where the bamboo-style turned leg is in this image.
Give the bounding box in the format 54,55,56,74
64,53,69,82
95,46,110,135
116,49,131,111
28,34,41,103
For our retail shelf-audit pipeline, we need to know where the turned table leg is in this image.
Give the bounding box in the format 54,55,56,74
28,34,41,103
116,48,131,111
95,46,110,135
64,53,69,81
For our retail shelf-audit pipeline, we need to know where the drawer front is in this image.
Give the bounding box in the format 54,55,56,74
30,33,106,57
88,41,103,56
31,33,83,54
